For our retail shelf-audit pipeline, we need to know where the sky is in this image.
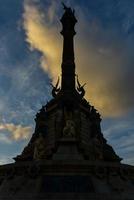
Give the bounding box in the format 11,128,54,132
0,0,134,165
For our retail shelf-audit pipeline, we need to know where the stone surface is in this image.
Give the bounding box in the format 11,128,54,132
0,161,134,199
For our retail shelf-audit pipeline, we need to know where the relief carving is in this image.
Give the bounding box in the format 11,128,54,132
63,119,75,137
33,133,51,160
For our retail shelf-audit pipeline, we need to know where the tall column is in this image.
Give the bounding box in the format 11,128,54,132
60,6,77,91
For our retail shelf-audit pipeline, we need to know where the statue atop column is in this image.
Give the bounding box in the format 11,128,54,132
60,3,77,92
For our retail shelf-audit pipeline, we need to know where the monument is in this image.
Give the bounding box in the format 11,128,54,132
0,4,134,200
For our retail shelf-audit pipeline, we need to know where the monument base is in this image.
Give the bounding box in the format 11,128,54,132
0,160,134,200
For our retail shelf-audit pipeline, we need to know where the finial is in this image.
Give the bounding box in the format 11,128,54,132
62,2,68,10
61,2,75,13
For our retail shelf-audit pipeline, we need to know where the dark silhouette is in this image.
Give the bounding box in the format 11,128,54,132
0,4,133,200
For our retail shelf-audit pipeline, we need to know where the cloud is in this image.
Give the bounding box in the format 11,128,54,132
0,123,33,141
23,0,61,81
0,133,11,144
0,155,13,165
0,40,51,126
103,118,134,165
22,0,134,118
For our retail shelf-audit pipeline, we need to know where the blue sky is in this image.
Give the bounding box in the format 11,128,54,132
0,0,134,165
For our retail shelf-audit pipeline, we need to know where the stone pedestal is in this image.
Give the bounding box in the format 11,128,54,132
0,161,134,200
53,138,83,160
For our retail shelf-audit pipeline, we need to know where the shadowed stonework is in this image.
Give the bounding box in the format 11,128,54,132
0,4,134,200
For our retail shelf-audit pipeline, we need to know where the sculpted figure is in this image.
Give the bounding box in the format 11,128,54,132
33,133,47,160
63,119,75,137
92,134,103,160
62,2,75,14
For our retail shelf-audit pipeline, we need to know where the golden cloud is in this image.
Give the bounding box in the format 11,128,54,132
0,123,32,141
23,0,61,81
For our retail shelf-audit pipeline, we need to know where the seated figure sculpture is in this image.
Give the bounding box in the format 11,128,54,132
33,133,48,160
63,119,75,137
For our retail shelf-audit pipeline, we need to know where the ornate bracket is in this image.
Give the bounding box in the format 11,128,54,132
76,75,86,98
50,77,61,98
